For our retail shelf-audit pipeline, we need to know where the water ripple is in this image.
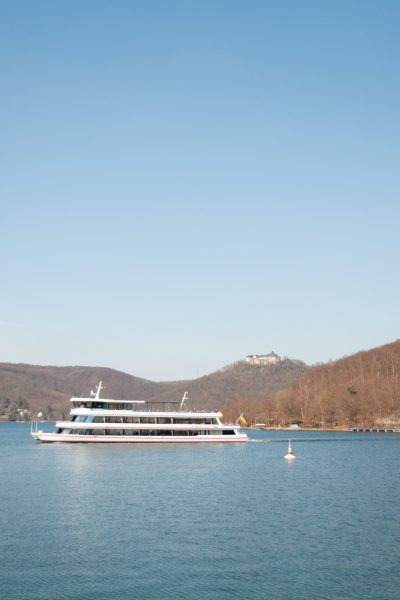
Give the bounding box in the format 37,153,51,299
1,424,400,599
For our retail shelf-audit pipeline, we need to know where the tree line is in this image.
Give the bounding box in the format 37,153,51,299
222,340,400,428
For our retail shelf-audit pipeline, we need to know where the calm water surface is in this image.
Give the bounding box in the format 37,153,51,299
1,424,399,600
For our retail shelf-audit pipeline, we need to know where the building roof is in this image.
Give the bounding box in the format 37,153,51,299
246,351,280,358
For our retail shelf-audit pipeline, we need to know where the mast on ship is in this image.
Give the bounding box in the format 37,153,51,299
90,381,103,400
180,391,189,411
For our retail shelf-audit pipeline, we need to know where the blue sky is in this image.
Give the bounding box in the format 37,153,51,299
1,1,399,380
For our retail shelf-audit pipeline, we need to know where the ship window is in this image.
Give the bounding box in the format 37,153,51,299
223,430,234,435
93,402,106,409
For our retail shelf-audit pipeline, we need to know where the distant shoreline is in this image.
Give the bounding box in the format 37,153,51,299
2,421,398,434
249,426,349,432
249,426,400,433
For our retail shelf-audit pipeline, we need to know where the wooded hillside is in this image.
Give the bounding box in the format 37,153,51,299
2,340,399,427
233,340,400,427
0,358,306,420
0,364,177,419
147,358,306,410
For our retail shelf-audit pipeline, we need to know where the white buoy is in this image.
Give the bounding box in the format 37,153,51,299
284,439,295,460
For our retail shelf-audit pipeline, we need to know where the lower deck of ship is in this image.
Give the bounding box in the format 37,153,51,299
33,433,248,443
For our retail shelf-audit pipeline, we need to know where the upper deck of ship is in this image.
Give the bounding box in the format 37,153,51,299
70,383,221,417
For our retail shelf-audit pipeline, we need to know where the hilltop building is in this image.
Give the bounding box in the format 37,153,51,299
245,352,281,365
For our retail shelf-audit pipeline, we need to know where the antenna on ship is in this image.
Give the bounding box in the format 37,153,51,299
180,391,189,411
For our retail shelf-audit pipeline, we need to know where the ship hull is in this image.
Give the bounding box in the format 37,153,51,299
32,432,248,443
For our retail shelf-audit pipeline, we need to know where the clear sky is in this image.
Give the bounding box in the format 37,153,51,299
1,1,399,381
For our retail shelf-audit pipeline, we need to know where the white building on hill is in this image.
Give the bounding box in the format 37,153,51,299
245,352,281,365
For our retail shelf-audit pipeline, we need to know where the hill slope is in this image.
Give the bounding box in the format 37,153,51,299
0,364,177,418
244,340,400,427
3,340,400,426
0,358,306,420
146,358,306,411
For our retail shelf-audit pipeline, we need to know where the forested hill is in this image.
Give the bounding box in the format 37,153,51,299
0,364,178,419
146,358,306,410
0,358,306,420
4,340,399,427
235,339,400,427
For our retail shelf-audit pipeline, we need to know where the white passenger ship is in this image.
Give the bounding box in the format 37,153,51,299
31,382,248,443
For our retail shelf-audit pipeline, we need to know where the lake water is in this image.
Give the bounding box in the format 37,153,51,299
1,423,399,600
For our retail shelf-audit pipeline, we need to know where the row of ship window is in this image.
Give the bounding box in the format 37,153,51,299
72,402,217,412
72,416,217,425
58,429,235,436
73,402,143,410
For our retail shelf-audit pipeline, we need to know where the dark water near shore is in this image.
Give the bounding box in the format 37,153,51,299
1,424,400,600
